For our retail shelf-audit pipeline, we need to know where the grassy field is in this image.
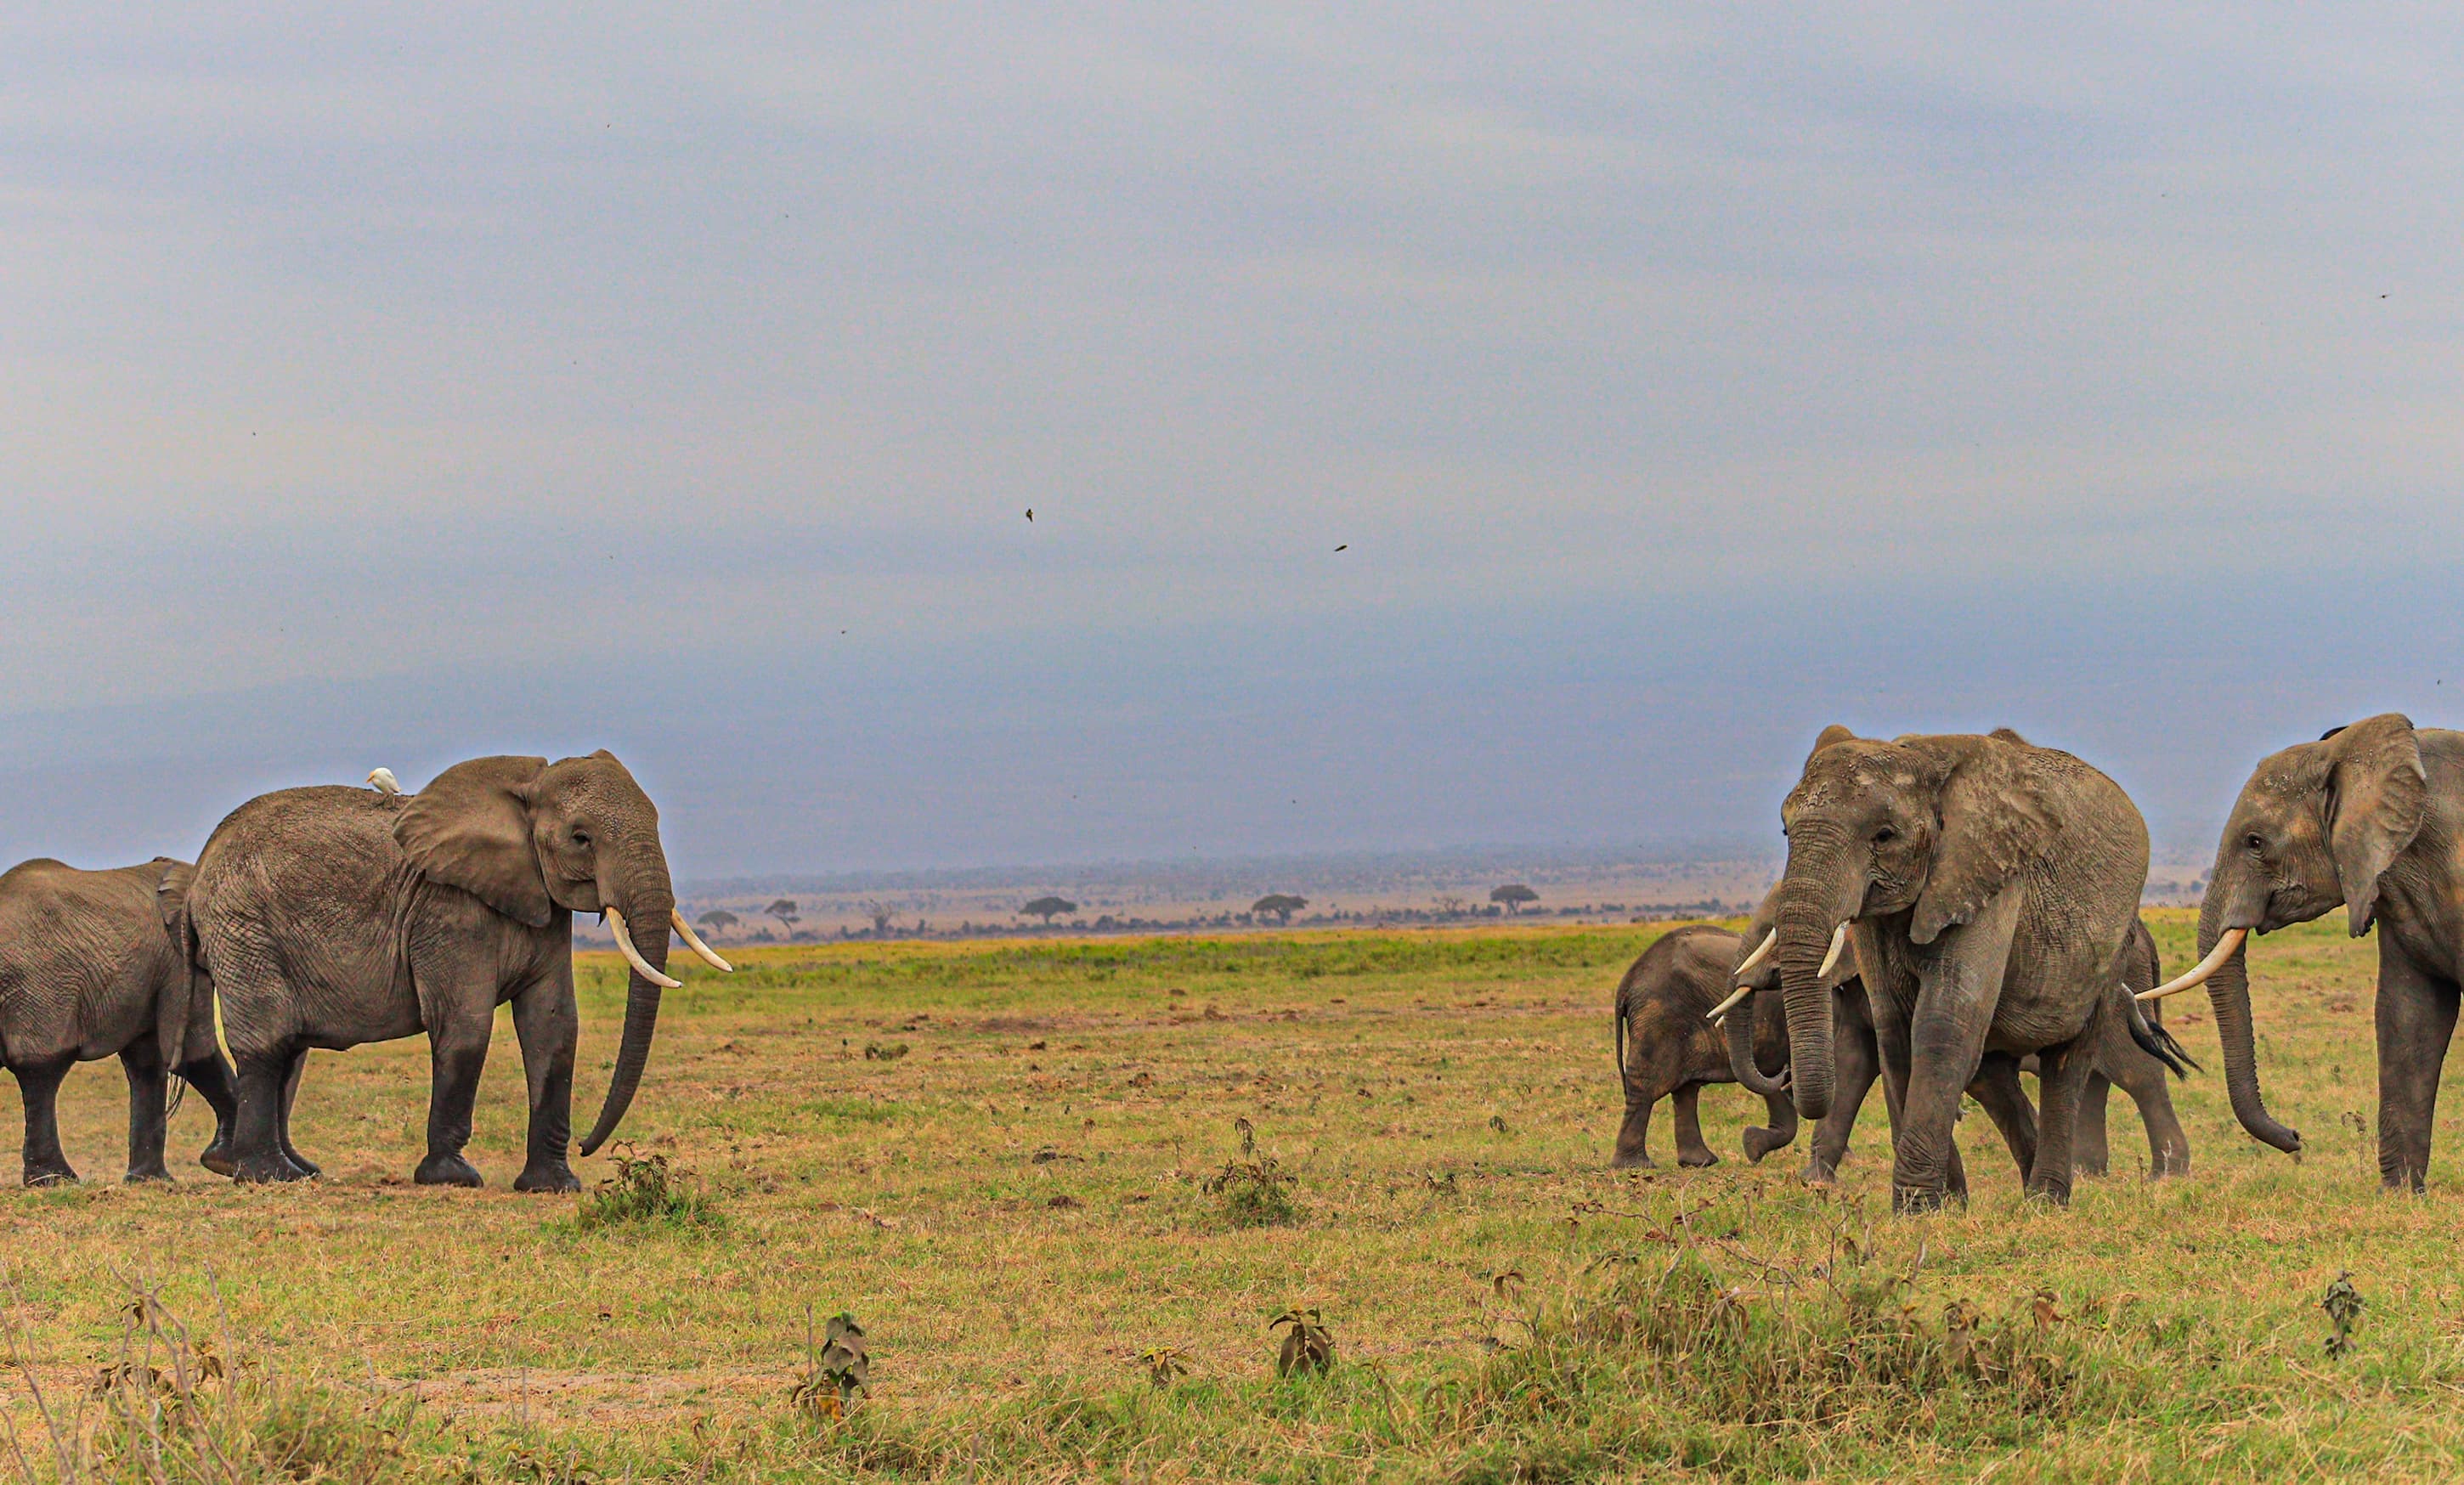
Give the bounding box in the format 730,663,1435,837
3,912,2462,1481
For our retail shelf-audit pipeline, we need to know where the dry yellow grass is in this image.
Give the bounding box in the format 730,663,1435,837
1,912,2460,1481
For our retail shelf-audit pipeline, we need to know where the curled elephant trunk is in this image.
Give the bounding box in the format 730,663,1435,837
579,893,674,1157
1723,991,1789,1097
2195,897,2300,1154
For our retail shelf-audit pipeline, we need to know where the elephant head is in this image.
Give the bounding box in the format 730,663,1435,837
2142,714,2424,1155
1765,726,2055,1120
394,751,687,1155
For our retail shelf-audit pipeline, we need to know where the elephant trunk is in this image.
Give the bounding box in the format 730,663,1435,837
1773,830,1853,1120
1723,991,1789,1096
2199,888,2301,1154
579,858,676,1157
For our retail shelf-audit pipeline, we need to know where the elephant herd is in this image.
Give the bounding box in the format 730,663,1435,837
0,752,730,1189
1610,715,2464,1213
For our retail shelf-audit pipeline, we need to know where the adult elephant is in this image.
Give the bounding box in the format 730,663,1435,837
2142,714,2455,1189
1761,726,2185,1211
1716,908,2190,1183
0,857,236,1184
184,753,731,1188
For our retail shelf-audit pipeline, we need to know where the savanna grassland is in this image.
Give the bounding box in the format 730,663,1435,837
3,913,2463,1482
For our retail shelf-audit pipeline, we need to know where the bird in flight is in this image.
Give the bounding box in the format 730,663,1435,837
366,767,404,797
1335,544,1348,551
1025,508,1034,522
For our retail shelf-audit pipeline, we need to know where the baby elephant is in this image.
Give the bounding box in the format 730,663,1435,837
1612,925,1801,1168
0,858,236,1184
1613,920,2193,1181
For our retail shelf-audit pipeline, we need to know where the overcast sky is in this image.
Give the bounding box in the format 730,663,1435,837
6,8,2463,878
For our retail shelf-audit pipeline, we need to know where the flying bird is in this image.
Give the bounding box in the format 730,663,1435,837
1025,508,1034,522
366,768,403,797
1335,544,1347,551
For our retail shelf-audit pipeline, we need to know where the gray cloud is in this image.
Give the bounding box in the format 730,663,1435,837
4,8,2461,870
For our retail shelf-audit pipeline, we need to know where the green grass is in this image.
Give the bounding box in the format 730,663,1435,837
3,914,2461,1480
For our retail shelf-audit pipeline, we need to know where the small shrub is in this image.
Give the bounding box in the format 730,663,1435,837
1201,1154,1298,1228
1270,1309,1335,1378
790,1311,871,1423
575,1146,725,1233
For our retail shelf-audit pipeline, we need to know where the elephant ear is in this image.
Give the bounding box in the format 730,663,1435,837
153,858,193,940
1907,736,2060,946
1806,724,1857,765
2322,714,2425,936
393,756,553,928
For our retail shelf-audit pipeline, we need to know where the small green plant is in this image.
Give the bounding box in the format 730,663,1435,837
1137,1346,1190,1388
2323,1271,2365,1358
1269,1308,1335,1378
1201,1152,1298,1228
791,1311,872,1422
575,1146,724,1232
863,1042,911,1061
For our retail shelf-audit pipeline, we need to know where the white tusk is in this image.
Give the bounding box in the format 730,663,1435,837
671,908,734,973
211,984,237,1075
1733,929,1777,980
2137,927,2248,1002
604,906,683,989
1705,983,1753,1022
1818,922,1851,979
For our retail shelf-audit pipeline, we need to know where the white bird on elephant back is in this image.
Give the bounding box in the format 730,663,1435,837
366,768,404,797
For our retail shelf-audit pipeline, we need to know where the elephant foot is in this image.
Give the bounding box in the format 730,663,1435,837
415,1153,484,1188
513,1161,581,1194
2024,1179,2072,1207
1743,1126,1794,1163
1891,1183,1958,1215
1800,1162,1839,1188
124,1164,175,1185
23,1166,78,1189
235,1150,311,1184
1608,1149,1655,1171
199,1141,237,1178
2074,1157,2109,1179
282,1148,323,1177
1676,1150,1721,1169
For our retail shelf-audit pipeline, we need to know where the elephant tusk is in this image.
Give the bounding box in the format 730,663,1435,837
605,906,683,990
671,908,734,973
1817,922,1851,979
2138,927,2248,1002
1734,929,1777,979
211,985,237,1075
1705,983,1754,1023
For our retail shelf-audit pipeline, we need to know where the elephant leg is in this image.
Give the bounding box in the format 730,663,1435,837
179,1057,240,1177
1672,1083,1718,1166
277,1051,319,1177
2102,1042,2190,1179
511,972,582,1193
230,1052,311,1183
13,1059,78,1186
2026,1031,2100,1206
1892,1006,1997,1213
1612,1089,1659,1169
415,998,495,1187
1744,1087,1799,1164
1965,1053,2037,1182
119,1044,174,1183
2374,945,2456,1193
2072,1071,2111,1178
1808,998,1878,1185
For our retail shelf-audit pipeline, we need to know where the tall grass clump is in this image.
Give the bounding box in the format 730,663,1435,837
573,1146,725,1234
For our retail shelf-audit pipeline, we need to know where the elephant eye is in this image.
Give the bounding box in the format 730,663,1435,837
571,829,592,849
1873,826,1896,845
2244,832,2264,853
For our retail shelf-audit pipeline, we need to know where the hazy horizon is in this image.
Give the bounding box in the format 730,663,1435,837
9,10,2464,878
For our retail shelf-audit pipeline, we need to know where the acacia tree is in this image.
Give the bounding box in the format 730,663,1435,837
863,900,895,934
1022,895,1077,924
694,909,740,938
1250,894,1308,925
766,898,801,935
1490,884,1539,916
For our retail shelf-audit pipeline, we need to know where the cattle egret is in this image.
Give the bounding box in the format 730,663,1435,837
367,768,403,796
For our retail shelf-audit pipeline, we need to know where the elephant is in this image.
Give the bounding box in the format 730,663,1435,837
1760,726,2192,1211
1609,924,1800,1168
1716,910,2190,1183
180,752,732,1188
0,857,236,1184
2145,714,2460,1189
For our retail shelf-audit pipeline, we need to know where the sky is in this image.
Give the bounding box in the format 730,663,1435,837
5,7,2464,880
